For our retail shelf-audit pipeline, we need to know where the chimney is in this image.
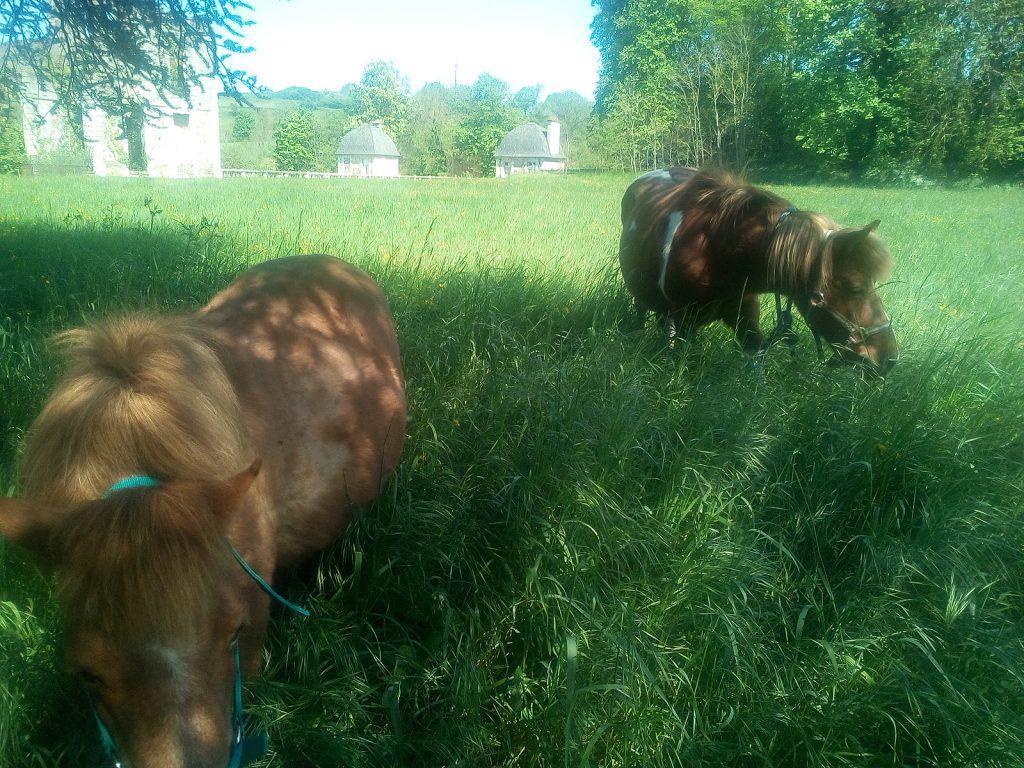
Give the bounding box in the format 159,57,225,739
547,118,560,156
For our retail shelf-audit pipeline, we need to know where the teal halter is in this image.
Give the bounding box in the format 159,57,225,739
93,476,308,767
102,475,163,497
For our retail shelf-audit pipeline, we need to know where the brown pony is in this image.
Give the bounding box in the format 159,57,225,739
0,255,406,767
619,167,898,373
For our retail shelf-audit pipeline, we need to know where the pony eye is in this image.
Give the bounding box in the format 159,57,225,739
78,668,105,689
842,282,867,298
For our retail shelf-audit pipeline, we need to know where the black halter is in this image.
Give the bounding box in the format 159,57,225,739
761,206,892,363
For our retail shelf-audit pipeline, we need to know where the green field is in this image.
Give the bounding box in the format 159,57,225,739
1,174,1022,767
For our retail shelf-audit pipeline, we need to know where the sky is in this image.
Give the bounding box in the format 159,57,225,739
229,0,602,100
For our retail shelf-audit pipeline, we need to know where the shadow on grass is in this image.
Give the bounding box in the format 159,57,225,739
0,218,247,323
2,221,1023,766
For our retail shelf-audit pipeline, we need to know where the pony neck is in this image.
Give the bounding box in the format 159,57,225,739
764,209,830,303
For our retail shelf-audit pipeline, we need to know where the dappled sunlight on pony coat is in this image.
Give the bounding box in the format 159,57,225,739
0,255,406,768
618,167,898,373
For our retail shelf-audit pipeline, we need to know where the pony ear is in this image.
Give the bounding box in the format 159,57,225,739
207,458,262,524
0,497,63,563
833,219,881,247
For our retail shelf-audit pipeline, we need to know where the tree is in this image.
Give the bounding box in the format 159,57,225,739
351,60,410,137
536,90,594,166
512,85,542,114
272,110,316,171
231,108,256,141
0,1,255,130
403,82,458,176
454,74,518,176
0,89,27,173
590,0,1024,179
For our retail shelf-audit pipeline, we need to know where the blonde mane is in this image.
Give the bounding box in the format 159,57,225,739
53,485,234,642
766,211,838,298
767,211,894,299
20,313,251,507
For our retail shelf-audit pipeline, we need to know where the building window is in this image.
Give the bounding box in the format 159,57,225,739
173,113,190,128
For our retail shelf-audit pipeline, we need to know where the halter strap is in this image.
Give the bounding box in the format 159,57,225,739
775,206,798,228
230,545,311,617
103,475,162,497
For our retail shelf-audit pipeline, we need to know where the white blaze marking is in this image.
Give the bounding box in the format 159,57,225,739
153,645,189,688
659,211,683,301
638,169,672,183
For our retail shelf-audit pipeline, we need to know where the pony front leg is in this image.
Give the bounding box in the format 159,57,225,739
660,313,679,349
724,293,764,355
632,296,648,328
660,311,695,352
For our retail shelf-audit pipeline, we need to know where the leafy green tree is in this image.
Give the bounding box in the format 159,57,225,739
535,91,594,166
591,0,1023,179
949,0,1024,177
592,82,670,171
231,108,256,140
591,0,784,169
0,90,27,174
352,60,411,137
512,85,542,115
590,0,689,161
272,110,316,171
453,74,518,176
312,110,355,171
403,82,458,176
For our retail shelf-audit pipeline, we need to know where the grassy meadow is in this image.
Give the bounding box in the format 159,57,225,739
0,173,1022,767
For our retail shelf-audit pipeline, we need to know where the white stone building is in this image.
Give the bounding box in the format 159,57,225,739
495,119,566,177
18,49,222,178
336,122,401,177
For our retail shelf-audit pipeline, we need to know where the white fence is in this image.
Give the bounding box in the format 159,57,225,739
221,169,445,180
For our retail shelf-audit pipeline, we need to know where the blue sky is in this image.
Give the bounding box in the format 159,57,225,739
229,0,601,99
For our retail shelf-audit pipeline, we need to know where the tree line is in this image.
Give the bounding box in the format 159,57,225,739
590,0,1023,180
2,0,1020,180
228,61,595,176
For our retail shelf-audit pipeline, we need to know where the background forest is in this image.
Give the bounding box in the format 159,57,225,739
590,0,1023,180
184,0,1024,182
3,0,1022,181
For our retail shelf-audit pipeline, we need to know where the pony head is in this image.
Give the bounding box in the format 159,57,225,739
771,215,898,375
0,314,269,767
0,462,266,768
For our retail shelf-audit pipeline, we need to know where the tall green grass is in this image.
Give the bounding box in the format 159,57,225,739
1,174,1022,766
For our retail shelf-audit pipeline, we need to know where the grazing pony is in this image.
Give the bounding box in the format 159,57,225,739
0,255,406,768
619,167,898,373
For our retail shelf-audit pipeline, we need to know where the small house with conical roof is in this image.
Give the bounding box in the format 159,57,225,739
495,119,565,177
337,121,400,177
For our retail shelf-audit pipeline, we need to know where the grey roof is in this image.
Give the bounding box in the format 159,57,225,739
495,122,564,159
336,122,400,157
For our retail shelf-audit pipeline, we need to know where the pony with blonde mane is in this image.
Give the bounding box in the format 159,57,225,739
619,167,898,373
0,255,406,768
